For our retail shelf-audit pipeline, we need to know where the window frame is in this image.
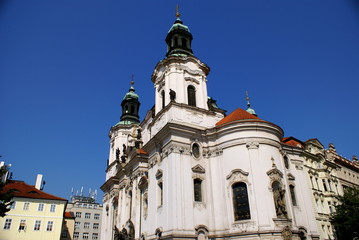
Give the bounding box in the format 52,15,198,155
232,182,251,221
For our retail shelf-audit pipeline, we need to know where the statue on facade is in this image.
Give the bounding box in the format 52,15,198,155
273,186,287,218
128,124,142,149
116,148,120,160
170,89,176,102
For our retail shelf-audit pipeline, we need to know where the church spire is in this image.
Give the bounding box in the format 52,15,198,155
116,78,141,126
245,91,257,116
165,6,194,57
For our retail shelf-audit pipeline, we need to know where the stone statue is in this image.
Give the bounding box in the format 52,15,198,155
116,148,120,160
273,187,287,218
122,144,127,154
170,89,176,102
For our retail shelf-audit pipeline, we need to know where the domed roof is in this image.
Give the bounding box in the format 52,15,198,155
168,18,190,34
246,107,256,115
123,86,139,100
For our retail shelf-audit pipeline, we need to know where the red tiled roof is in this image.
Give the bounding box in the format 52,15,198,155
282,137,304,148
335,157,359,172
2,180,67,201
216,108,261,126
64,211,75,218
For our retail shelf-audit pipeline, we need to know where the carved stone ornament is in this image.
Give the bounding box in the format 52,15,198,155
232,221,255,232
246,141,259,149
266,168,284,179
192,164,205,174
287,173,295,181
281,225,292,240
184,76,200,84
155,169,163,180
226,169,250,187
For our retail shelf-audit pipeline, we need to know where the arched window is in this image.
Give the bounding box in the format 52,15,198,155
182,38,187,48
232,182,250,221
173,37,178,47
193,179,202,202
187,85,196,107
131,105,135,114
284,156,289,169
158,182,163,207
289,185,297,206
161,91,165,109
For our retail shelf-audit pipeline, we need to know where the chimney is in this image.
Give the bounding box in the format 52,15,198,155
35,174,43,190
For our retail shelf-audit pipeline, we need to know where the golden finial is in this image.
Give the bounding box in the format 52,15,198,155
176,4,181,18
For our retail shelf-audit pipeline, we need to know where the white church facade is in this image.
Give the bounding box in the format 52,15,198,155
101,11,359,240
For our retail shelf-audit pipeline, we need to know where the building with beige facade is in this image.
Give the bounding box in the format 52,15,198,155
0,175,67,240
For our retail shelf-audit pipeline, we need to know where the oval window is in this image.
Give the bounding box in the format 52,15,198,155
192,143,200,158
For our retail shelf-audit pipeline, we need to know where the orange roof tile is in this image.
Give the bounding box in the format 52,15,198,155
216,108,261,126
64,211,75,218
2,180,67,201
138,148,148,154
282,137,304,148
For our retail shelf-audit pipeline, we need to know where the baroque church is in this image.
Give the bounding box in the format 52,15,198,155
101,10,359,240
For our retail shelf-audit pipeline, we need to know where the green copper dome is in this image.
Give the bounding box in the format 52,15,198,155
114,83,141,126
165,15,194,57
246,107,257,116
123,86,139,100
168,21,190,33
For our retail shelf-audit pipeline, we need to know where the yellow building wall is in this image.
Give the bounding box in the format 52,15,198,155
0,197,67,240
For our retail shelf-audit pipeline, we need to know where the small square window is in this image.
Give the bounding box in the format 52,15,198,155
93,223,99,229
94,214,100,220
46,221,53,231
50,204,56,212
34,220,41,231
75,212,81,218
38,203,44,212
85,213,91,219
18,219,26,231
10,201,16,209
3,219,12,230
23,202,30,211
84,222,90,229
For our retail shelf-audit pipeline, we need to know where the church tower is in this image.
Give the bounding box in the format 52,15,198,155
101,82,142,240
102,8,320,240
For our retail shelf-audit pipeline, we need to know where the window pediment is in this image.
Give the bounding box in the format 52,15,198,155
192,164,205,174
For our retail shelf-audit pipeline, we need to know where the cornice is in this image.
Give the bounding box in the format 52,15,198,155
151,55,210,83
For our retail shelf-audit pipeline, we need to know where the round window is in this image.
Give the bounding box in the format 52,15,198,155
192,143,200,158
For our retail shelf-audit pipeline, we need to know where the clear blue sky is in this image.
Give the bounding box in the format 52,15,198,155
1,1,359,201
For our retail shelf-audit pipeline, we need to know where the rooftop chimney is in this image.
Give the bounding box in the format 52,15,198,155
35,174,43,190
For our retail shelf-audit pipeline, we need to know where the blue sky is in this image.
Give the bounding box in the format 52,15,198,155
1,1,359,201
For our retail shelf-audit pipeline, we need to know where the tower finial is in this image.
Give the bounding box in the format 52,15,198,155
176,4,181,18
246,90,251,108
245,90,257,116
131,74,135,87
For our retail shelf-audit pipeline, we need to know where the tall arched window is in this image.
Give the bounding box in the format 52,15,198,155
232,182,250,221
182,38,187,48
161,90,165,109
173,37,178,47
187,85,196,107
193,179,202,202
